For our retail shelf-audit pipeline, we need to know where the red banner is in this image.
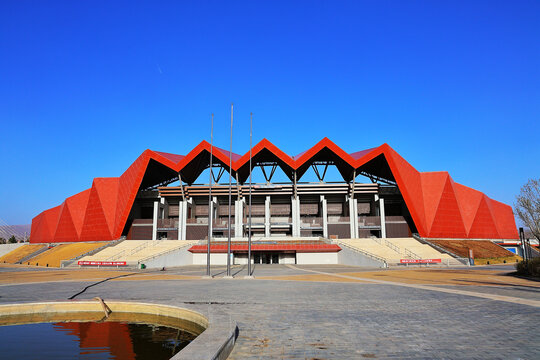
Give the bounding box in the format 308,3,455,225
78,261,127,266
400,258,442,264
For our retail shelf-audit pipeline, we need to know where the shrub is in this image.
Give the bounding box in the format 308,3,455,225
8,236,17,244
515,257,540,278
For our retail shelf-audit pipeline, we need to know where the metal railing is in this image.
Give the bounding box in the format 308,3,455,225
384,239,401,254
404,247,421,259
137,241,195,263
336,240,388,266
108,240,154,261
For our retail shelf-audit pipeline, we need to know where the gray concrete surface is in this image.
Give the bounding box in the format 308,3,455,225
0,264,539,359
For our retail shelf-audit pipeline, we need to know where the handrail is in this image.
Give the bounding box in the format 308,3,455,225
72,240,123,262
108,240,153,261
138,241,196,263
404,247,421,259
384,239,401,254
337,240,388,266
412,233,464,260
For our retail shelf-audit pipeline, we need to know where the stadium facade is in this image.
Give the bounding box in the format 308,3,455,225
30,138,518,245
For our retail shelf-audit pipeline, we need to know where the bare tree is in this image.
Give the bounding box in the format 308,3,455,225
515,178,540,240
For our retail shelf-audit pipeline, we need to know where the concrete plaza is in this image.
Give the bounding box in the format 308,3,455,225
0,263,539,359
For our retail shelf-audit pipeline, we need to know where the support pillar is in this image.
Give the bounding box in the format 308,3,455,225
348,196,358,239
380,197,386,238
291,196,300,237
178,200,184,240
235,199,244,238
178,198,192,241
321,195,328,239
152,200,159,240
265,196,271,238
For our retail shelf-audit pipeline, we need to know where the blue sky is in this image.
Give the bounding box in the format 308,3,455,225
0,1,538,225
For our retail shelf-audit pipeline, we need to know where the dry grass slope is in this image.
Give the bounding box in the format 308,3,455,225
27,242,107,267
0,244,46,264
430,240,520,264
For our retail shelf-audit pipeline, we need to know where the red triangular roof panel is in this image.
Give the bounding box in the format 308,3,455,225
93,178,119,235
490,200,519,239
428,177,467,238
453,183,484,235
421,172,450,234
80,183,112,241
468,196,500,239
53,202,78,242
383,146,427,236
65,189,91,237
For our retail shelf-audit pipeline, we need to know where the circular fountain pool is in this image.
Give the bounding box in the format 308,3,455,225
0,301,208,360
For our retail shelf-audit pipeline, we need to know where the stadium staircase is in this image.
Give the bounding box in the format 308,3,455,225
77,240,198,268
0,244,47,264
336,237,464,266
25,242,107,267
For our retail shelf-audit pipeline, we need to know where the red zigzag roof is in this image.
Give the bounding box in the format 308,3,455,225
30,138,518,242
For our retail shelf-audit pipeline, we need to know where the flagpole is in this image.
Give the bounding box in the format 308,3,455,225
206,113,214,278
226,103,233,277
247,112,253,277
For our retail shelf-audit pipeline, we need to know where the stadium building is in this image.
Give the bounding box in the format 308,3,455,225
28,138,518,266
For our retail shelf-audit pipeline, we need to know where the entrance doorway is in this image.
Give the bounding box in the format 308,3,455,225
254,252,279,264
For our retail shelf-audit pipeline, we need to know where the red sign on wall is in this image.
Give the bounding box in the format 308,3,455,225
78,261,127,266
400,258,442,264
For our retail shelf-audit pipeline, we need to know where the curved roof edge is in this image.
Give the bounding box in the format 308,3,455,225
30,140,518,242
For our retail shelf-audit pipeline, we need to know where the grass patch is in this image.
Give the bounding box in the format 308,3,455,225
474,256,521,265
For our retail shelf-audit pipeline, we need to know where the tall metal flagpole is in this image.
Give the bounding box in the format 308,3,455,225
226,103,233,277
247,112,253,276
206,113,214,277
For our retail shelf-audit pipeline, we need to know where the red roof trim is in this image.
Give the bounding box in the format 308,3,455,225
188,244,342,253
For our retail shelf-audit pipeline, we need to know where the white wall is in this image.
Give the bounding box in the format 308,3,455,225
142,246,193,269
0,243,25,257
296,252,338,264
337,246,386,267
192,253,229,265
279,253,296,264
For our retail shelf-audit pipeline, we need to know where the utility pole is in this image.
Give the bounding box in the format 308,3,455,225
246,112,254,278
205,113,214,278
226,103,233,278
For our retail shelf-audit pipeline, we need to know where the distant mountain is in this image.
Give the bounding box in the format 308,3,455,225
0,224,31,241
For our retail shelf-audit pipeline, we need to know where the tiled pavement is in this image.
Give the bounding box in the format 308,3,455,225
0,264,539,359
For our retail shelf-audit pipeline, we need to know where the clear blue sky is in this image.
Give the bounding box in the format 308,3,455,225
0,1,538,225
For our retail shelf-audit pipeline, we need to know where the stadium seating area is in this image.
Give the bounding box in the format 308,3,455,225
386,238,456,260
78,240,198,264
337,237,457,264
26,242,107,267
0,244,46,264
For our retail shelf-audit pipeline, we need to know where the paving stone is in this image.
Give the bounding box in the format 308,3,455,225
0,265,538,359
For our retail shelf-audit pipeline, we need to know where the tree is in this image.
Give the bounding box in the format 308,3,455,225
0,237,5,244
515,178,540,241
8,235,17,244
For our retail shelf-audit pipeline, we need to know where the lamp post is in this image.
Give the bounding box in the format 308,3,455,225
206,113,214,278
226,103,233,277
247,112,253,277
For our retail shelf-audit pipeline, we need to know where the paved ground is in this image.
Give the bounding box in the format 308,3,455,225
1,263,539,359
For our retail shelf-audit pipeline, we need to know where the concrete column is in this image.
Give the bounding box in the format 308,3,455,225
178,200,188,240
320,195,328,239
178,198,192,241
161,197,167,218
348,197,358,239
292,196,300,237
380,197,386,238
152,200,159,240
265,196,271,238
235,199,244,238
